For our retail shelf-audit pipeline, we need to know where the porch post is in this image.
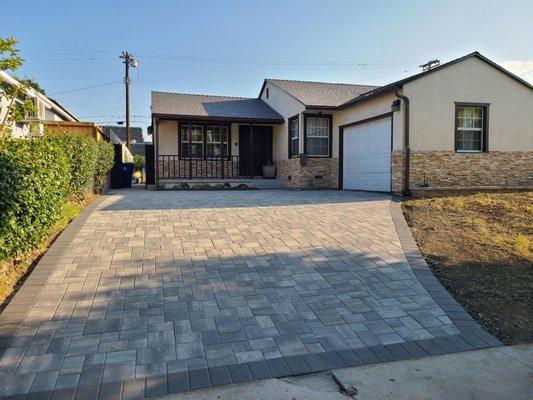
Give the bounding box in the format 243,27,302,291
250,124,254,178
220,123,224,179
188,122,192,179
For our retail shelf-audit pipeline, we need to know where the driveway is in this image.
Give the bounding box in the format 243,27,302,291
0,190,499,398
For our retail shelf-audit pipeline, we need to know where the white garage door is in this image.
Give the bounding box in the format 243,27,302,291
342,117,391,192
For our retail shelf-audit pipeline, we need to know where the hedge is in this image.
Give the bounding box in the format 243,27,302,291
0,135,114,260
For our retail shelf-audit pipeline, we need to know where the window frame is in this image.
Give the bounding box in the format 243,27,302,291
178,121,231,159
288,114,300,158
303,113,333,158
454,102,489,153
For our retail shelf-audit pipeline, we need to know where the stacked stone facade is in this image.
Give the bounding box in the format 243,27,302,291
409,151,533,190
277,157,339,189
391,150,406,193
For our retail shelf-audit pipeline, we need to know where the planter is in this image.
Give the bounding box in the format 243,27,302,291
263,164,276,179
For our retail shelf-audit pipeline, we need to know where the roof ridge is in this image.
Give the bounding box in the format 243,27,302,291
151,90,253,100
266,78,378,87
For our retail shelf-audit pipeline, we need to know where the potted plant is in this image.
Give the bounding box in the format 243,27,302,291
263,159,276,179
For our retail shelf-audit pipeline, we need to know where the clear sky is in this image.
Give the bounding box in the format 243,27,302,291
2,0,532,137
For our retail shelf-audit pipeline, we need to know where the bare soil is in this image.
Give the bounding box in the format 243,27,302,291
402,192,533,345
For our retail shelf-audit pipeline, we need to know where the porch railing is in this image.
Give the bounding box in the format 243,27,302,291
157,155,266,179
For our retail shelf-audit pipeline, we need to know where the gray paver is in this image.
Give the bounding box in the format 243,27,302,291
0,190,498,398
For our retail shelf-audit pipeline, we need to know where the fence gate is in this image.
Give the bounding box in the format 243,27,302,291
110,143,123,189
145,144,155,185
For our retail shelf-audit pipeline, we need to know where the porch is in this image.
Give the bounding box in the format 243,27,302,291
152,91,284,181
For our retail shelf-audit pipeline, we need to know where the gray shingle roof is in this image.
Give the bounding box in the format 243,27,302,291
151,91,284,122
266,79,378,108
103,126,144,143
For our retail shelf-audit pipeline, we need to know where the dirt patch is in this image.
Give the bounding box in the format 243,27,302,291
402,192,532,345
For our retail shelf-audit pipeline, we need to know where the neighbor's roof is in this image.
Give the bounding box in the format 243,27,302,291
264,79,378,108
151,91,284,123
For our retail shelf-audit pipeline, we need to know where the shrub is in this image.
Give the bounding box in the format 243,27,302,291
0,137,70,260
133,154,145,172
0,134,115,261
94,140,115,193
48,135,99,200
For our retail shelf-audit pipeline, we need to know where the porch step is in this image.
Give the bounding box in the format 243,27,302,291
159,179,283,190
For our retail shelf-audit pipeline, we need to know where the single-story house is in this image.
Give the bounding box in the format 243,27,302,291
150,52,533,193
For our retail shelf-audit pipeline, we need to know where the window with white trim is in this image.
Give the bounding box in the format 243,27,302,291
305,115,330,157
289,116,299,157
455,105,486,152
180,124,230,158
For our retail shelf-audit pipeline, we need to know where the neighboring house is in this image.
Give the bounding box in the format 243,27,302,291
102,126,146,156
151,52,533,193
0,71,78,138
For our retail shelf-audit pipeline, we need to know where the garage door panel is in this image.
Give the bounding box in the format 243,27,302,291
342,118,391,192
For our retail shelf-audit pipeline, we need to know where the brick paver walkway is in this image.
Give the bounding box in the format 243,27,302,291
0,190,500,399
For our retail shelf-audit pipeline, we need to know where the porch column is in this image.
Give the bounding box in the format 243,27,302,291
220,123,224,179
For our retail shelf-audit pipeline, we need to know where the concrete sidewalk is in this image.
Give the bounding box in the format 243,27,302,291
160,344,533,400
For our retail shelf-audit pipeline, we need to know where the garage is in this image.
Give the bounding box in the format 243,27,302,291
341,116,392,192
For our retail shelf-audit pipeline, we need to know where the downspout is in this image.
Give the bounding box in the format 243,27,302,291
394,87,411,196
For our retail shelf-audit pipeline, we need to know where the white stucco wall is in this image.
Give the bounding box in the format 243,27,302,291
260,81,305,159
404,57,533,151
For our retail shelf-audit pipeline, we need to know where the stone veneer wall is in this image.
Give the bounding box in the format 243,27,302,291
409,151,533,190
391,150,406,194
277,157,339,189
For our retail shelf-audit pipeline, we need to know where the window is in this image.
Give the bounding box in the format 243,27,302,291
266,88,269,99
288,115,299,158
205,125,229,157
455,105,487,152
305,115,331,157
180,123,230,158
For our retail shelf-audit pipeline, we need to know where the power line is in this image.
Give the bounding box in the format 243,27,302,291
48,81,122,95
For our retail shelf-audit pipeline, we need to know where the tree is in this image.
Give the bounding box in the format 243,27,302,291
133,155,145,172
0,37,36,140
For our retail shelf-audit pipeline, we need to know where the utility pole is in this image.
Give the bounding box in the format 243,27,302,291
119,51,138,149
419,59,440,71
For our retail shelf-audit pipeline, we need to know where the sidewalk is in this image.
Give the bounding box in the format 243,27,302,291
160,344,533,400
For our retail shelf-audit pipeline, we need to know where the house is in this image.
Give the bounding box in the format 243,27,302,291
102,126,147,156
0,71,78,138
150,52,533,193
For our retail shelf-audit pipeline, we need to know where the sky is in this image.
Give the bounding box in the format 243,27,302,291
2,0,532,139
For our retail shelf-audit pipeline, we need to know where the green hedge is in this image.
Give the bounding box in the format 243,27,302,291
0,135,114,260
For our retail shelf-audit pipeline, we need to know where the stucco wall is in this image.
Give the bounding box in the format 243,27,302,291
261,82,305,160
157,120,178,155
404,57,533,151
331,92,404,157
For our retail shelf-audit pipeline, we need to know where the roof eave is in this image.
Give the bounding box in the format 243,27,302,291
152,113,284,124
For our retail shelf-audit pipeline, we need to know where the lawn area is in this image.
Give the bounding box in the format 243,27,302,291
402,192,533,345
0,195,96,313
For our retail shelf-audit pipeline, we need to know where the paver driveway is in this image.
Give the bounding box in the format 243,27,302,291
0,190,499,399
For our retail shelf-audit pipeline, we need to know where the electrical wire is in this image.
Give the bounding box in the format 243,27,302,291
48,81,122,95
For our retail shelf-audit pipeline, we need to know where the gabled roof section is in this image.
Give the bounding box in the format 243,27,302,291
339,52,533,109
263,79,378,108
151,91,284,123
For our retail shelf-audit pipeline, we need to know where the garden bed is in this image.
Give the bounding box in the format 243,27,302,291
402,192,532,344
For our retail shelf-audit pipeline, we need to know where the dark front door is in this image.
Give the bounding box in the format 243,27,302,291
238,125,273,176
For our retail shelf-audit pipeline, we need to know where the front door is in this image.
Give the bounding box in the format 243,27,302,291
238,125,273,176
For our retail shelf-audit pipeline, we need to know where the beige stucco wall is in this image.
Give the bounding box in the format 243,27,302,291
261,81,305,159
404,57,533,151
157,120,178,155
330,92,404,157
